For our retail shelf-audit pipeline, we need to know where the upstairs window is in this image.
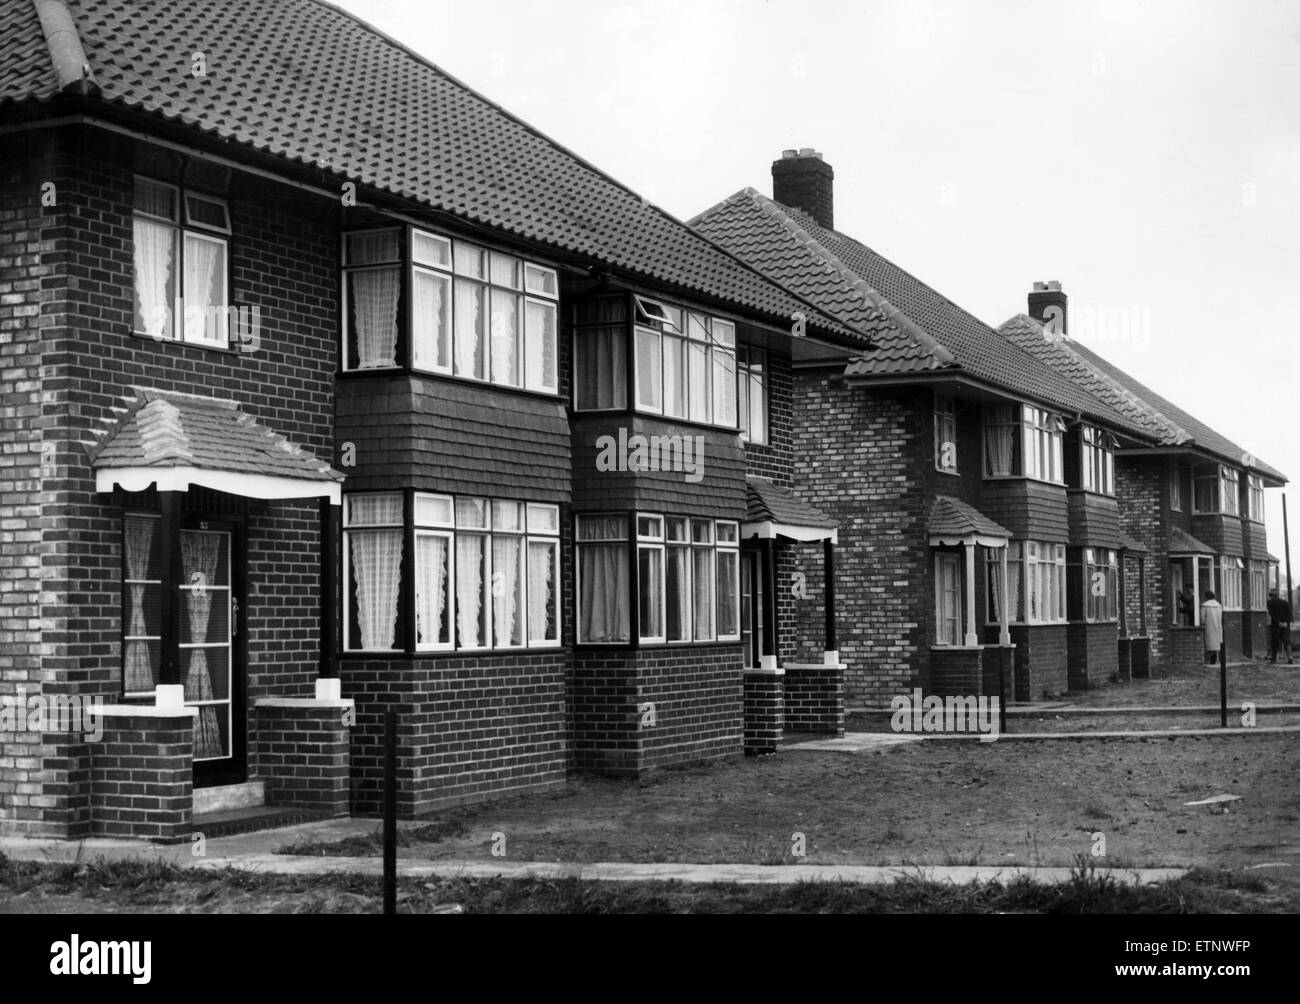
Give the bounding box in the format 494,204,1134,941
1220,468,1240,516
984,404,1064,483
1192,465,1240,515
934,395,958,473
1247,474,1264,522
133,177,230,347
342,226,559,393
1170,466,1183,510
1080,426,1116,495
737,346,768,445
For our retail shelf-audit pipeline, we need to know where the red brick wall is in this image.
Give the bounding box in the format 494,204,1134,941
253,702,351,815
1067,621,1119,690
783,664,844,733
341,651,568,816
571,645,743,776
1011,624,1069,700
87,712,194,842
1117,456,1170,665
742,672,782,753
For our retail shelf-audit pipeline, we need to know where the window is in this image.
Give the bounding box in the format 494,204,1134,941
1025,541,1067,624
133,177,230,347
1250,561,1268,609
1220,556,1243,610
1080,426,1116,495
578,295,742,432
934,395,958,473
580,513,739,645
983,404,1064,482
1220,468,1240,516
346,492,559,652
935,553,961,645
737,346,768,445
1193,466,1218,513
1247,475,1265,522
343,493,405,651
577,515,630,644
342,226,559,393
1084,548,1118,621
986,542,1024,624
122,513,162,696
1170,467,1183,511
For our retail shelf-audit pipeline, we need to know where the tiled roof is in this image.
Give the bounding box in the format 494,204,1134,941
90,389,343,483
999,313,1284,481
745,476,837,529
0,0,871,344
1169,527,1214,556
927,495,1009,541
690,189,1157,438
1118,532,1148,554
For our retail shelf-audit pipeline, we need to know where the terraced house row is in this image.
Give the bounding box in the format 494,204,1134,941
0,0,1286,839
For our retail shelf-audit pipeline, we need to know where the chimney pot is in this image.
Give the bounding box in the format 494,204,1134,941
782,149,798,159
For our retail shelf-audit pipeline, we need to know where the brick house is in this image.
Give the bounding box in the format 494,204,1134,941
999,298,1287,668
0,0,880,838
691,151,1286,705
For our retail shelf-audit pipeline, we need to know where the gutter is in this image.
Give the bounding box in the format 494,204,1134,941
32,0,97,96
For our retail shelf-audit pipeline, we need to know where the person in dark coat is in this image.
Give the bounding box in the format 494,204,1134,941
1267,589,1294,664
1177,586,1196,626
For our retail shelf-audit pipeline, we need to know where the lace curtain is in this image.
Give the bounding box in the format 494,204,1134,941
454,280,483,378
350,529,402,649
492,536,521,646
525,300,557,391
456,535,485,647
183,236,221,342
527,541,554,642
181,532,223,759
124,517,156,692
414,534,448,647
133,219,173,337
412,270,448,370
490,289,518,385
350,268,400,368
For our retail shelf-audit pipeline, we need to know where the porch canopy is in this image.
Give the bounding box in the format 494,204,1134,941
90,390,343,503
742,476,840,668
928,495,1011,648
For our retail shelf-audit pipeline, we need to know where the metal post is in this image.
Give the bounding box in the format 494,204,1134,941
1220,635,1228,729
1284,494,1293,631
383,709,397,915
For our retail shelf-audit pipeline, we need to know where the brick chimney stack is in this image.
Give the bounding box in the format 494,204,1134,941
1028,280,1067,337
772,149,834,230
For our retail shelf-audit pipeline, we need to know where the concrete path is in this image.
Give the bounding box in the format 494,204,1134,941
783,726,1300,749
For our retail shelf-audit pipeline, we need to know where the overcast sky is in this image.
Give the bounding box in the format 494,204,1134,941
336,0,1300,580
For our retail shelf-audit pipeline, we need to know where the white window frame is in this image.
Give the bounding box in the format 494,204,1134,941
1170,466,1183,511
737,345,768,445
1081,426,1116,495
1024,540,1067,624
637,513,667,644
1221,468,1240,517
1221,556,1244,611
716,521,741,642
342,491,405,653
1247,474,1265,522
576,513,631,646
934,394,958,474
934,552,962,646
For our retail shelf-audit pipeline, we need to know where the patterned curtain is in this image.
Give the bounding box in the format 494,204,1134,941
124,517,156,692
181,532,223,759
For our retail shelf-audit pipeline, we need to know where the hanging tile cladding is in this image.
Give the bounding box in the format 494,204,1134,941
1191,514,1244,556
1243,520,1269,556
743,345,793,485
335,374,571,499
571,414,747,517
980,480,1069,541
1067,492,1122,548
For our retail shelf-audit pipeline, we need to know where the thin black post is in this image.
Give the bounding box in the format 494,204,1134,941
999,647,1009,736
823,538,837,656
1284,494,1293,622
1220,636,1228,729
383,709,397,915
760,538,777,665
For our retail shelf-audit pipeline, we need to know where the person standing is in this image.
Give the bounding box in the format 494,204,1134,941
1201,590,1223,665
1267,588,1294,664
1177,585,1196,626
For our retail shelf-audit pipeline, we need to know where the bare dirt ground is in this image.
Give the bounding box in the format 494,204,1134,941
1056,659,1300,709
281,732,1300,884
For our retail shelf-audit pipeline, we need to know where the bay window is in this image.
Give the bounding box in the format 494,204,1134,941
986,542,1024,624
737,346,768,445
346,492,559,653
1080,426,1116,495
1247,475,1264,522
1025,541,1067,623
1250,561,1267,608
581,513,739,646
133,177,231,347
1221,468,1240,516
343,225,559,392
577,294,745,432
1170,467,1183,510
984,404,1064,482
1193,466,1217,512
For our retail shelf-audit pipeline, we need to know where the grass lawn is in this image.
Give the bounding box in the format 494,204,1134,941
0,855,1292,913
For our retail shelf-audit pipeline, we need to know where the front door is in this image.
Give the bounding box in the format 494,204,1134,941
182,522,246,786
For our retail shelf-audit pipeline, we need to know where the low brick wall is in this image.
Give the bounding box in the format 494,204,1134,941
1169,625,1205,669
743,671,783,753
1130,636,1151,678
929,647,982,698
783,663,844,735
254,699,352,816
1067,622,1119,691
1010,624,1069,701
88,708,194,842
981,645,1014,702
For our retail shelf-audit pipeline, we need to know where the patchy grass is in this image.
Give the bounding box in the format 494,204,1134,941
0,854,1293,913
1058,660,1300,709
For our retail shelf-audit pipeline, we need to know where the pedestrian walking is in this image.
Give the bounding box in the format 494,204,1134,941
1201,590,1223,665
1267,588,1294,664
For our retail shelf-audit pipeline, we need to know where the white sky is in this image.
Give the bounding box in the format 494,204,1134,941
335,0,1300,580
